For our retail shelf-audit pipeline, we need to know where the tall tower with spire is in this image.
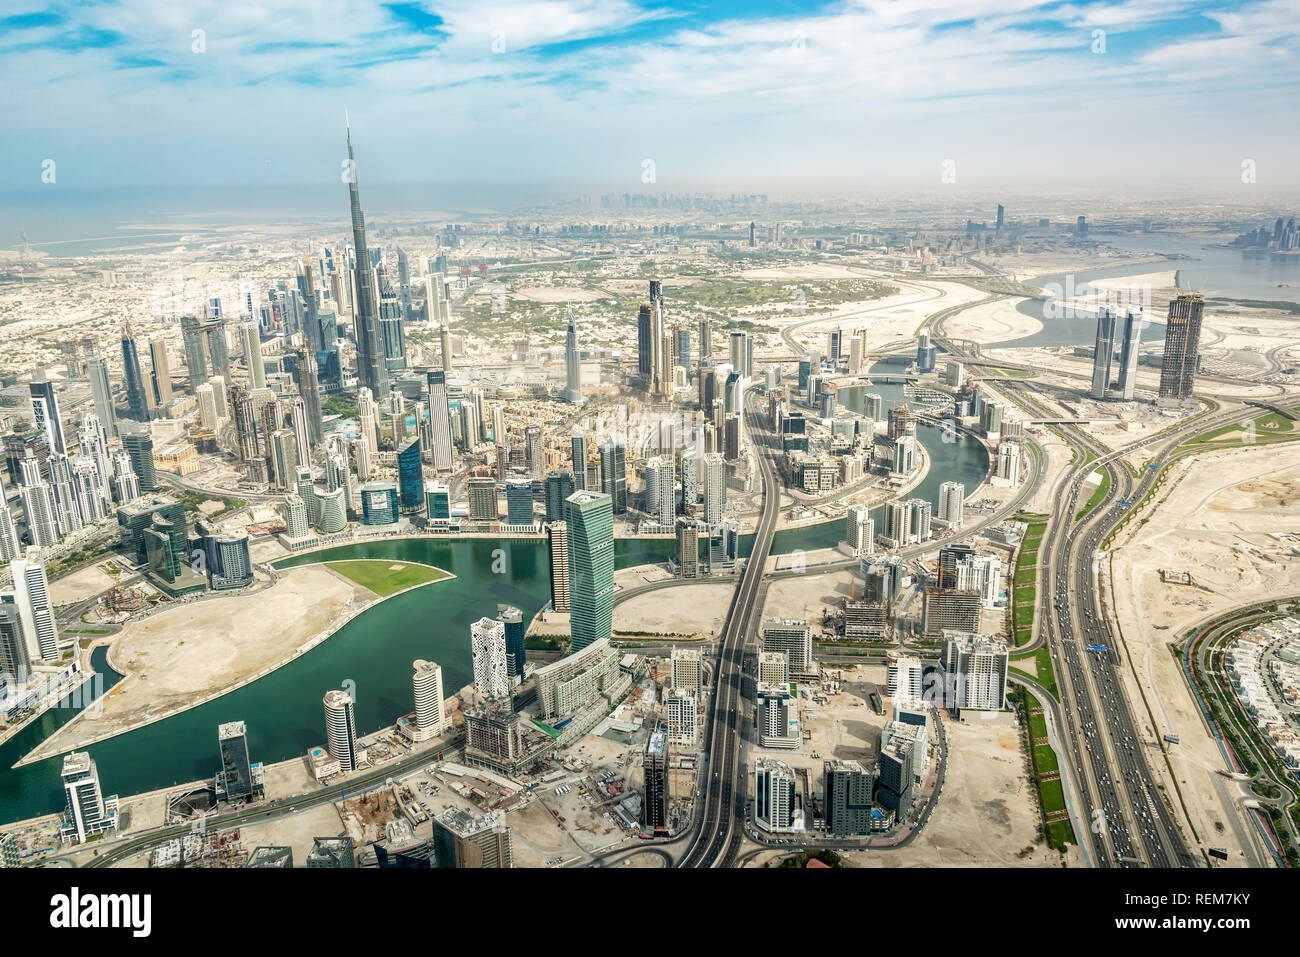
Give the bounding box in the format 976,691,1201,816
564,311,583,405
345,120,390,400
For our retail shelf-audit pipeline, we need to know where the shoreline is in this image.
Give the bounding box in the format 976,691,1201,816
14,561,455,769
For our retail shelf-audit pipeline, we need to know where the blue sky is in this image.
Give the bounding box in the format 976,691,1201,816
2,0,1298,194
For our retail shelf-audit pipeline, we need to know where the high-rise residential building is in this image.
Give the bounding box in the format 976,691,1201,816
1090,306,1117,399
996,440,1021,486
671,646,702,699
761,618,813,676
547,521,570,612
398,659,445,741
344,124,390,399
28,374,65,458
729,331,752,378
60,752,117,844
665,687,697,748
758,650,789,686
180,314,209,391
426,370,454,471
504,478,534,528
1159,295,1204,399
11,547,58,661
85,355,118,438
471,617,511,699
0,503,20,561
570,426,587,490
824,760,875,836
921,587,983,637
643,455,675,527
497,604,526,682
432,808,513,868
217,721,256,802
941,631,1010,710
440,323,454,372
702,451,726,526
887,654,925,699
564,312,583,404
467,477,497,522
754,757,800,833
397,436,423,513
240,320,265,390
643,731,669,829
1116,307,1144,400
120,426,157,491
938,481,965,526
119,330,151,423
675,517,699,578
0,606,26,691
296,349,324,447
599,437,627,514
205,317,232,385
565,490,615,653
543,471,574,524
845,504,873,555
323,689,358,773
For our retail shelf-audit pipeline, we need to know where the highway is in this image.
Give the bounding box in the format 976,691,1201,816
1028,397,1259,869
676,390,781,868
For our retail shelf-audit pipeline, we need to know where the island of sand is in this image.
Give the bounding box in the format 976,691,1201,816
18,561,452,767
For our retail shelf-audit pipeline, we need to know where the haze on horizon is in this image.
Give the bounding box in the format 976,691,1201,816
3,0,1299,197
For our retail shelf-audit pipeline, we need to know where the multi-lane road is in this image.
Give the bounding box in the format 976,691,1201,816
677,391,781,868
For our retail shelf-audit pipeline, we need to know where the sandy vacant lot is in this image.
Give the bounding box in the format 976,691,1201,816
854,711,1077,868
48,561,121,605
23,566,371,763
614,581,734,639
1107,441,1300,867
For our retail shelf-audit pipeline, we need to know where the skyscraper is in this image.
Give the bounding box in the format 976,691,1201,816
218,721,255,802
497,604,526,681
544,471,575,524
181,314,209,390
85,355,118,438
1159,295,1203,399
938,481,965,526
1116,307,1144,400
1090,307,1117,399
396,436,423,513
323,689,358,773
149,339,174,407
547,520,570,612
241,320,265,390
564,311,583,404
11,547,57,661
61,752,117,844
28,374,65,457
344,123,390,399
599,437,626,514
565,490,615,653
426,370,454,471
411,659,445,737
702,451,726,526
471,617,511,699
570,426,587,490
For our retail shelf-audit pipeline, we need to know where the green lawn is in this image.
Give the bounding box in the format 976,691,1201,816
1076,467,1112,522
324,560,451,597
1039,779,1067,815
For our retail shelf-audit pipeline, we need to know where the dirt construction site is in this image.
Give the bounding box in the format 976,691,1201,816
1105,441,1300,868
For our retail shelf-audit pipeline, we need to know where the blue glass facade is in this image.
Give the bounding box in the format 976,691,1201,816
397,437,423,512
